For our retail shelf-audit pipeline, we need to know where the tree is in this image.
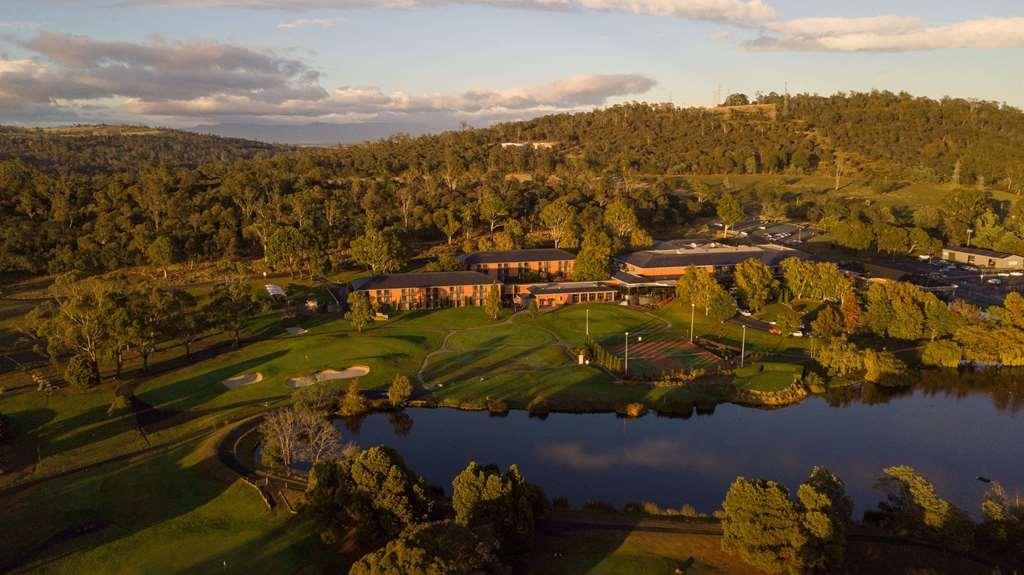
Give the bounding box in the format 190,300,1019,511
478,188,507,235
339,379,368,417
810,305,843,338
940,188,989,245
349,521,498,575
540,198,578,249
484,284,502,320
875,224,909,257
259,407,302,470
840,292,860,335
388,374,414,407
723,93,750,106
875,465,975,552
978,482,1024,557
776,305,802,336
306,446,435,548
797,467,852,572
452,462,546,555
65,354,99,388
572,225,613,281
265,226,311,277
350,226,404,274
440,210,461,246
716,194,743,236
209,270,260,348
146,235,175,279
921,340,962,368
675,268,726,316
604,199,650,249
733,259,778,311
29,276,114,384
707,290,738,323
345,291,374,333
721,477,806,573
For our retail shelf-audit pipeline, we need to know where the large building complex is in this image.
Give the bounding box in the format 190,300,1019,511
351,243,805,310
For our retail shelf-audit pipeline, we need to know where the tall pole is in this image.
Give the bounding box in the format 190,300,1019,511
624,331,629,376
689,302,695,343
740,325,747,368
967,229,974,248
586,308,590,337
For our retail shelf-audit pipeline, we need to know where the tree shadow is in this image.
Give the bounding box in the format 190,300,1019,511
1,437,239,573
39,351,289,461
529,514,637,575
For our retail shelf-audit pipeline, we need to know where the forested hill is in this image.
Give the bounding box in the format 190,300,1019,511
3,91,1024,276
487,91,1024,185
0,125,284,174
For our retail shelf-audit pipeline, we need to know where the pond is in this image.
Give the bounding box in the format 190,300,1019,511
337,376,1023,516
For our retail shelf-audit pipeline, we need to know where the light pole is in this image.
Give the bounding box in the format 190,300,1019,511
586,308,590,337
624,331,642,377
689,302,696,343
740,324,747,368
967,228,974,247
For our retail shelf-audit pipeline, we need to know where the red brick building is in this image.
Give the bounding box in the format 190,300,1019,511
352,271,500,310
461,248,576,282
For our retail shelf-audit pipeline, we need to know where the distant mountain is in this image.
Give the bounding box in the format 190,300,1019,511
196,121,457,145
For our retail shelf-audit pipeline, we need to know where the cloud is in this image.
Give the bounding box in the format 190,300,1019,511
115,0,776,24
0,31,654,125
277,17,337,28
536,439,724,472
747,16,1024,52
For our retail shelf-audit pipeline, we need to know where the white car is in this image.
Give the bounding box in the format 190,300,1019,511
987,278,1002,285
739,309,752,317
791,331,805,337
1011,272,1023,277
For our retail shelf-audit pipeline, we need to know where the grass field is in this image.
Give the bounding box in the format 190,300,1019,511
733,362,804,392
0,298,813,572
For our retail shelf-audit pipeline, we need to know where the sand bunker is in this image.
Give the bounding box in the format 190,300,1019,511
316,365,370,381
285,365,371,388
286,326,308,335
222,372,263,389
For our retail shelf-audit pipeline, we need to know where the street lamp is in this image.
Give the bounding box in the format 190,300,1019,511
740,324,747,368
624,331,642,377
967,228,974,248
586,308,590,337
689,302,696,343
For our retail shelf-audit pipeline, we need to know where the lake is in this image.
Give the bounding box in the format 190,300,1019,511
338,378,1023,515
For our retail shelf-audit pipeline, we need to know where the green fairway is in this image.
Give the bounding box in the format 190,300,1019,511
528,303,665,347
733,362,804,392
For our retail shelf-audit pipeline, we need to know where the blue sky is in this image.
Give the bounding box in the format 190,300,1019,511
1,0,1022,128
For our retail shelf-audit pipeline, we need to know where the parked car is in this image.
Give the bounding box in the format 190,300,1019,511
987,278,1002,285
791,331,805,337
739,309,752,317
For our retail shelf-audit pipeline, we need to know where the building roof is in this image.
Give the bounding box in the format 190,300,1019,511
611,271,680,287
622,242,807,270
623,244,765,269
353,271,498,291
944,246,1020,259
461,248,575,265
528,281,617,296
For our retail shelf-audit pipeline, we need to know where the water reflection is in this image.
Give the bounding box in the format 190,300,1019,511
537,439,724,473
336,376,1022,515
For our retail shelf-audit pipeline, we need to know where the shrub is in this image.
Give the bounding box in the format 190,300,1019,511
486,399,509,415
65,355,99,388
616,402,647,418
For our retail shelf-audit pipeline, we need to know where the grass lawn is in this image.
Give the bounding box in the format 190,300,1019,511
528,303,664,348
656,302,811,358
530,518,761,575
733,362,804,392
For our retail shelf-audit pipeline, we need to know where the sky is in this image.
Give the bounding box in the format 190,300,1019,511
1,0,1023,132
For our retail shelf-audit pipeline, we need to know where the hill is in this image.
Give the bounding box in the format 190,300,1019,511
2,91,1023,275
0,124,286,174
